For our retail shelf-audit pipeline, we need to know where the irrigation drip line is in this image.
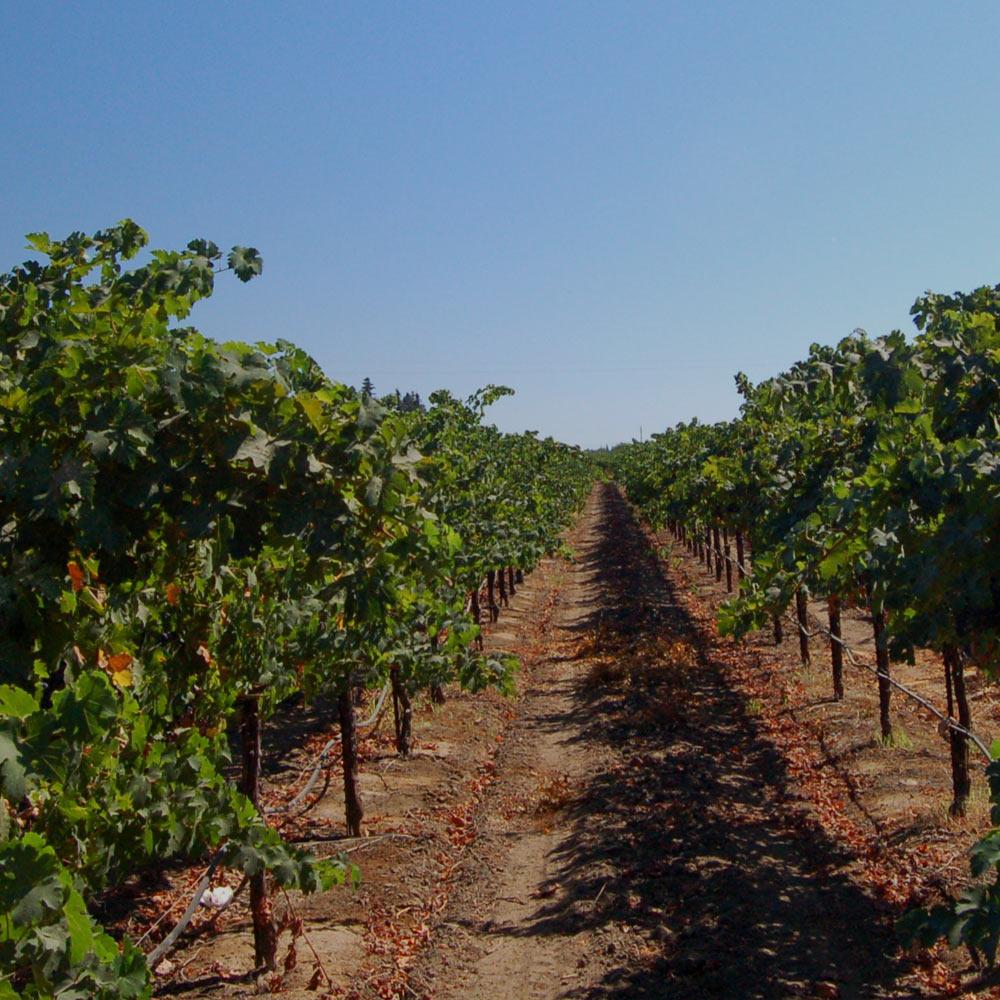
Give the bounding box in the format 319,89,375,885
785,608,993,763
687,530,993,763
272,681,391,817
145,847,226,970
359,681,392,730
146,681,392,970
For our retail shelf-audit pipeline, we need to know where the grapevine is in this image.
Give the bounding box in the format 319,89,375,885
613,285,1000,965
0,223,593,995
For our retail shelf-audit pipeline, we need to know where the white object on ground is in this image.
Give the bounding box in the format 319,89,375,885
199,885,234,908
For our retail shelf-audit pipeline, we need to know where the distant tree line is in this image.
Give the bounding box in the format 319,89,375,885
358,376,425,413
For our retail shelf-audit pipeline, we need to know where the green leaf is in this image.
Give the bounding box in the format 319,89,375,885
0,685,38,719
78,587,105,614
187,238,220,258
0,833,66,926
228,245,263,282
50,672,119,741
297,394,325,432
24,232,52,254
0,732,28,800
63,888,96,964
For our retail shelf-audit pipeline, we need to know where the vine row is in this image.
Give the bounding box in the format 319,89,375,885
612,282,1000,963
0,223,593,996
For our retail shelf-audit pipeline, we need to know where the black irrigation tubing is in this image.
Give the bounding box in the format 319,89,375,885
688,529,993,764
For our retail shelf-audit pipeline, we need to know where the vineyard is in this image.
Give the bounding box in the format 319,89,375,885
0,225,591,997
612,287,1000,977
4,223,1000,999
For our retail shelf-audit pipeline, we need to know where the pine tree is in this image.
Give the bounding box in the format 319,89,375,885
360,376,375,399
399,391,424,413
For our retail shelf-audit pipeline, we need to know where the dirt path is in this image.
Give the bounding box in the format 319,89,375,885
416,485,616,999
415,483,906,999
163,483,930,999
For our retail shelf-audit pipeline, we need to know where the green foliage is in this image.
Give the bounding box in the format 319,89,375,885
613,279,1000,961
899,757,1000,966
0,221,594,994
0,833,151,998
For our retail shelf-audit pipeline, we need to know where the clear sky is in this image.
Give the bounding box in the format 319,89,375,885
5,2,1000,447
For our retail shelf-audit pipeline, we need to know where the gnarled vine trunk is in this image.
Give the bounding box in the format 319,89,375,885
239,695,276,971
870,600,893,741
390,665,413,757
486,570,499,622
943,644,971,817
339,687,364,836
470,586,484,649
828,595,844,700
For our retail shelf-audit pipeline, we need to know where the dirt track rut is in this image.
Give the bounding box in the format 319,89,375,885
416,483,904,999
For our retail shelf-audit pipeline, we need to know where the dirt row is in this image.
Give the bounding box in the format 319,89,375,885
413,483,903,999
155,483,999,998
656,515,1000,995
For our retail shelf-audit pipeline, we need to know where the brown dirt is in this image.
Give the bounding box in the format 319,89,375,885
721,559,996,836
410,484,907,1000
649,512,1000,997
150,483,1000,999
151,511,571,998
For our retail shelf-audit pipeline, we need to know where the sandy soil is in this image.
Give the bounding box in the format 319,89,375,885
410,484,904,1000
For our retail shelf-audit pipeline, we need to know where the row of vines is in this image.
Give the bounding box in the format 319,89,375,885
612,284,1000,962
0,223,593,997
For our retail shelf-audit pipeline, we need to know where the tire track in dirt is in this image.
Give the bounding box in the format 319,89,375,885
415,483,908,999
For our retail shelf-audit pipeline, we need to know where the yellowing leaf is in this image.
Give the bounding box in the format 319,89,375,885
79,587,105,613
111,668,132,688
297,393,325,432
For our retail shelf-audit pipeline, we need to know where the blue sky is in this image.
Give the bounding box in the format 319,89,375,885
5,2,1000,447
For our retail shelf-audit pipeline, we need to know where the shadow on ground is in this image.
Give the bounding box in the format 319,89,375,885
492,483,911,999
